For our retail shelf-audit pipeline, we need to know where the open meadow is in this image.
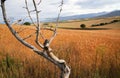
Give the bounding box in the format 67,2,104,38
0,17,120,78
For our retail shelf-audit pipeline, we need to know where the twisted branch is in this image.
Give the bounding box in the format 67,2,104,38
1,0,71,78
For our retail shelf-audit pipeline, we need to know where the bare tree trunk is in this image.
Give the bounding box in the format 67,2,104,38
0,0,71,78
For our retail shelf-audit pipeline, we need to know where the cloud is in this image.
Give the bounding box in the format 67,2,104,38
0,0,120,21
60,0,120,16
1,0,27,18
61,0,81,16
76,0,120,9
0,0,61,19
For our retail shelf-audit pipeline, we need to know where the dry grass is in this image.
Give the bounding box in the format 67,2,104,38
0,17,120,78
50,16,120,29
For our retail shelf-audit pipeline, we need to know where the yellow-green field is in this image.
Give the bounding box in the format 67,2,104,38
0,17,120,78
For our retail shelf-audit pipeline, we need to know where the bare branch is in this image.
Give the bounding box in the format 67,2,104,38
32,0,44,49
16,28,27,33
40,32,45,40
1,0,71,78
25,0,36,26
41,26,55,32
32,0,40,27
49,0,63,45
16,27,36,34
38,0,42,5
29,10,35,12
1,1,37,50
42,46,71,78
11,19,22,25
11,16,30,26
23,32,36,40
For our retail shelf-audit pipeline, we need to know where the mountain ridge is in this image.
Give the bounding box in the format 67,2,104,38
96,10,120,18
45,10,120,22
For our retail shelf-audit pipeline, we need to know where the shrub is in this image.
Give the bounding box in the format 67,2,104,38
91,24,100,27
91,24,95,27
104,22,108,25
99,23,105,26
94,24,100,26
43,23,49,25
23,22,31,25
110,19,120,23
80,24,86,28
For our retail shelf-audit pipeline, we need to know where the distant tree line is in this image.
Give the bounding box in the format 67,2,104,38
91,19,120,27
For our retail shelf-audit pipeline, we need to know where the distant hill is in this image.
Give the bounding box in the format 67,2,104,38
48,10,120,22
0,10,120,23
97,10,120,18
44,12,108,22
59,12,107,21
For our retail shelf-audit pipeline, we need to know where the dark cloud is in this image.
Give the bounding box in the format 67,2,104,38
76,0,120,9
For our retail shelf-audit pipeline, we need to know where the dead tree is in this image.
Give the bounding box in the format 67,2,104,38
0,0,70,78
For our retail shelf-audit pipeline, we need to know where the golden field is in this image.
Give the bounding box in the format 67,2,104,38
0,17,120,78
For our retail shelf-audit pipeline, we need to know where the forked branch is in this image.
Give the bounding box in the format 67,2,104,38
1,0,70,78
32,0,44,49
49,0,63,45
23,32,36,40
25,0,36,26
1,0,42,54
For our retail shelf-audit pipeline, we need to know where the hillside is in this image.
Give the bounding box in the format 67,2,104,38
98,10,120,18
46,10,120,22
59,12,107,21
0,17,120,78
48,16,120,29
0,10,119,23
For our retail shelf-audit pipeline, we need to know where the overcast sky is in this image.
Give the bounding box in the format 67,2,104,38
0,0,120,21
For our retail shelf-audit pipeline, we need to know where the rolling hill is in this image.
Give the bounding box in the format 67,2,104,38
0,16,120,78
49,10,120,22
97,10,120,18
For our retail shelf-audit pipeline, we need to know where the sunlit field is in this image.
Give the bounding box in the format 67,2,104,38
0,17,120,78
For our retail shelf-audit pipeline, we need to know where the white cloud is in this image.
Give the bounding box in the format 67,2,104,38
0,0,120,22
76,0,120,9
61,0,120,16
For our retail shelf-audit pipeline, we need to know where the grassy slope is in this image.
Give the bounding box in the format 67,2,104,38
52,16,120,29
0,17,120,78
